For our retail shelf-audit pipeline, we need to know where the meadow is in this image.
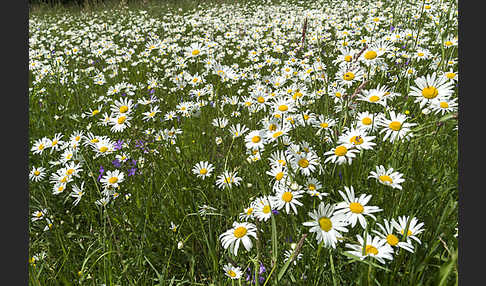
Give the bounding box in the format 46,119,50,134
28,0,458,285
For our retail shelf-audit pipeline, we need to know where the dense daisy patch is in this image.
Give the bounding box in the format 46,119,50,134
29,0,458,284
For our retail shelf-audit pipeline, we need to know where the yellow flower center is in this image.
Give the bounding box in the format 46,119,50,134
263,205,271,214
386,234,399,246
268,124,277,131
401,229,413,236
293,91,303,99
246,208,254,215
379,175,393,184
320,122,329,128
119,105,128,113
272,131,283,138
34,170,40,176
343,72,355,81
233,226,247,238
99,146,108,153
446,72,455,79
439,102,449,108
36,212,43,218
417,52,424,57
389,121,402,131
369,95,380,102
335,92,342,98
252,136,261,143
109,177,118,184
298,158,309,168
192,49,200,56
334,146,348,156
58,185,65,192
51,140,58,146
278,105,288,112
91,138,99,143
117,116,127,124
362,117,372,125
364,50,377,60
199,168,208,175
444,41,453,46
424,5,431,9
349,202,364,213
75,136,81,141
350,136,364,145
38,144,44,150
282,191,293,202
365,245,379,255
257,96,265,103
275,172,284,181
344,55,352,62
308,184,316,191
228,270,237,277
422,86,439,99
92,109,99,116
66,169,75,175
318,217,333,232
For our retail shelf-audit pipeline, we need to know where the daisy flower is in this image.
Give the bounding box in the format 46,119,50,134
215,170,242,190
192,161,215,179
223,263,243,280
356,87,388,107
270,186,304,215
31,209,47,222
283,243,303,265
31,137,50,155
100,170,125,189
289,150,320,176
266,164,289,186
345,233,394,264
324,144,359,165
70,181,85,206
219,221,258,256
228,123,249,138
372,219,414,253
313,115,337,136
338,128,376,151
304,202,350,249
409,73,454,109
441,69,458,83
142,105,161,121
186,42,204,58
268,150,289,169
368,165,405,190
355,111,384,132
335,66,365,88
272,97,295,116
109,114,131,133
378,111,417,143
429,97,458,115
239,204,256,222
245,130,266,150
265,123,291,143
252,196,274,222
29,166,46,182
392,216,425,245
334,186,382,229
110,98,134,116
47,133,64,153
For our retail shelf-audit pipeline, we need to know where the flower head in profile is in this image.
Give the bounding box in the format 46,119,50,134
345,233,394,264
368,165,405,190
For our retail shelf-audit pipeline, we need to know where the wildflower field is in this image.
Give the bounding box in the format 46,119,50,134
28,0,458,285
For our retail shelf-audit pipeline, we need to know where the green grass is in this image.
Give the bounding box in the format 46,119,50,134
29,0,458,285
